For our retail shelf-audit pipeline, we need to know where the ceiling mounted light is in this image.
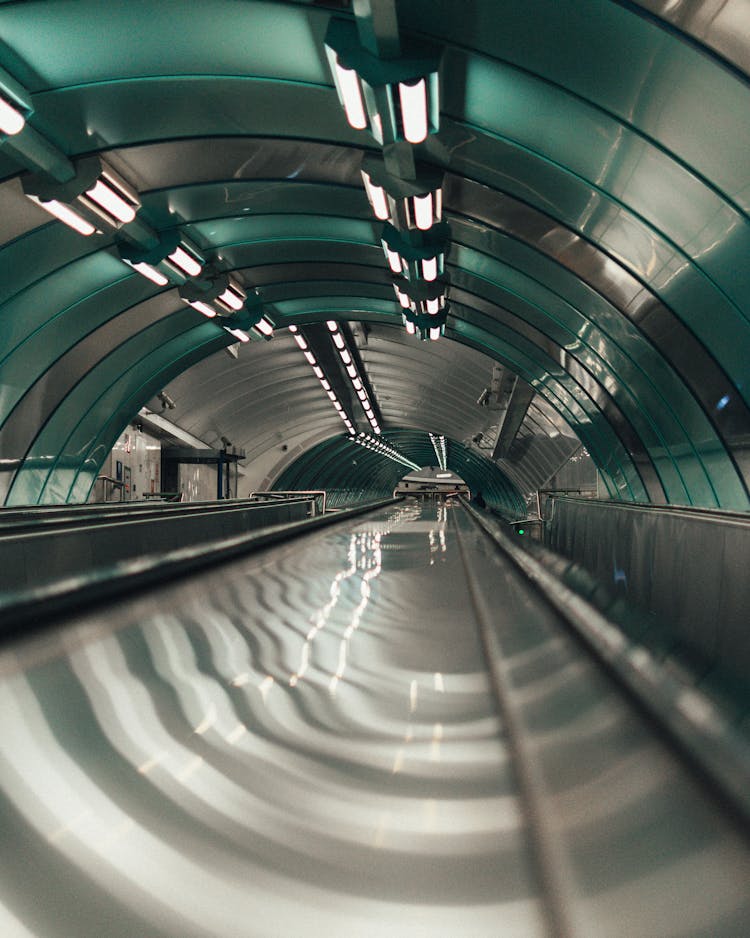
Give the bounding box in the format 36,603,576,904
0,94,25,136
23,155,141,234
26,196,95,235
224,327,250,343
118,231,205,286
232,291,275,340
0,67,32,137
393,275,450,341
326,319,380,434
361,155,444,231
381,221,450,282
290,325,356,430
252,316,275,338
350,433,420,471
325,18,441,146
178,268,247,318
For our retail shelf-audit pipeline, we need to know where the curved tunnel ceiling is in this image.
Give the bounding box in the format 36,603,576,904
0,0,749,509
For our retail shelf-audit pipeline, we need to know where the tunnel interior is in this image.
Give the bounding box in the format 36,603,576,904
1,3,750,935
0,0,749,511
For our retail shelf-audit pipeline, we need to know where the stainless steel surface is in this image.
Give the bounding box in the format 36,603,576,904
0,501,748,937
632,0,750,76
546,495,750,699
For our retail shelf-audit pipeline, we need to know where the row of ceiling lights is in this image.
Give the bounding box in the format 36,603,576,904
430,432,448,471
324,12,452,341
288,325,356,435
326,320,380,435
0,70,273,344
351,432,420,471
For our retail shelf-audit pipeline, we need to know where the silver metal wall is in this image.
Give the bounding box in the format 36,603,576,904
545,497,750,705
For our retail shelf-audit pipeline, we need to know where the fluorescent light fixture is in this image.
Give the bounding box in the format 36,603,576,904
340,349,352,365
0,94,25,135
352,377,362,391
123,259,169,286
384,244,402,274
405,319,416,335
217,281,246,312
346,364,357,378
422,257,438,281
361,155,445,237
333,333,345,350
168,245,202,278
85,177,137,224
26,195,96,235
325,18,441,146
291,324,356,430
429,326,440,341
414,193,433,231
394,284,411,309
190,300,217,318
119,232,205,287
253,316,274,337
398,78,428,144
23,155,141,234
436,472,452,479
225,327,250,343
334,58,368,130
362,171,390,221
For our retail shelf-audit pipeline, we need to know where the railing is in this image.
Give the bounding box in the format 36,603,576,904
251,490,326,516
544,495,750,714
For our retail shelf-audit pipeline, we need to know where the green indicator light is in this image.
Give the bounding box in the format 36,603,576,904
517,528,525,535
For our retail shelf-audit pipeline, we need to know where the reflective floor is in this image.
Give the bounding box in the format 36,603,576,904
0,501,748,937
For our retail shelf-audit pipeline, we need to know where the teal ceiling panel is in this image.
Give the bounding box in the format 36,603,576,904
0,1,330,89
19,80,355,164
138,181,370,231
400,0,750,206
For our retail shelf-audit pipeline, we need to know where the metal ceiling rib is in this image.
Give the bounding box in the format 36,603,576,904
0,0,748,510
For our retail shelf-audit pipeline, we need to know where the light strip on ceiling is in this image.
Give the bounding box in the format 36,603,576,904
351,432,420,471
326,320,380,435
429,432,447,470
289,325,355,435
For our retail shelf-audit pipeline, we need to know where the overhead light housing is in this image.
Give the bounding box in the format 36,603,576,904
325,18,441,146
393,274,450,341
226,290,275,341
23,155,141,234
178,267,246,317
361,154,444,231
180,274,274,340
0,66,32,137
381,221,450,282
118,231,204,286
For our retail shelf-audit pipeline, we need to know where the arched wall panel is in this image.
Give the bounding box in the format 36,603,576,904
0,0,747,509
